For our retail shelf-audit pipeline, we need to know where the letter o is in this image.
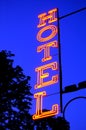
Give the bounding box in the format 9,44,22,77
37,25,58,42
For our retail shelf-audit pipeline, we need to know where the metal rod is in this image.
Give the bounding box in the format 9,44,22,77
57,8,63,113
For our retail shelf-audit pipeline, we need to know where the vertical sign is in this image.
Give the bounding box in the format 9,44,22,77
33,8,60,120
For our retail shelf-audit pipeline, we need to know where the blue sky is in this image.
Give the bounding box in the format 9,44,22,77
0,0,86,129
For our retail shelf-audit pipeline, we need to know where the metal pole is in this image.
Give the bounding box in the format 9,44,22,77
57,8,63,113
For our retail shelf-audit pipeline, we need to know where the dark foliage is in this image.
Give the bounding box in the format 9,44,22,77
49,116,70,130
0,50,33,130
34,113,70,130
0,50,70,130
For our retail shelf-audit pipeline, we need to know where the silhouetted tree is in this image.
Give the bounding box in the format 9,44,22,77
0,50,33,129
48,116,70,130
34,111,70,130
34,109,51,130
34,117,49,130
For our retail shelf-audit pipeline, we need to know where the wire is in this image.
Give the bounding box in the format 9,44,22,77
32,92,60,100
59,7,86,19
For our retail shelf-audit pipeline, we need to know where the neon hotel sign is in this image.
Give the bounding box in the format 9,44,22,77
32,8,59,120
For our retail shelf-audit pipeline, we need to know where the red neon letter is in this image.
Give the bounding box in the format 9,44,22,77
37,40,58,62
37,8,57,28
35,62,58,89
32,91,59,120
37,25,58,42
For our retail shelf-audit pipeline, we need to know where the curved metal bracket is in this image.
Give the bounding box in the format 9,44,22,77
63,96,86,118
